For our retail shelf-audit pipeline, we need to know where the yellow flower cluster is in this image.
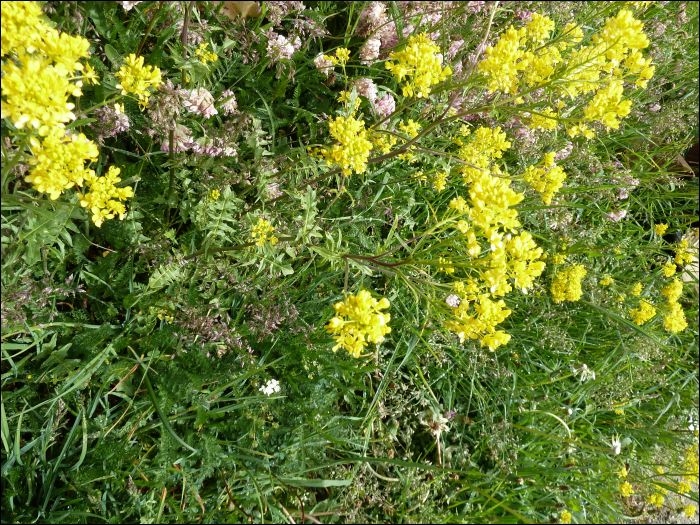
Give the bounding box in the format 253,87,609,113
321,115,373,176
371,131,397,154
663,261,676,277
479,9,653,134
397,119,422,162
630,299,656,325
685,505,697,519
385,33,452,98
1,2,93,136
1,2,135,228
684,443,699,484
654,223,668,235
523,153,567,205
25,129,99,200
209,189,220,201
249,218,279,246
631,282,643,296
455,126,512,189
647,493,664,508
620,481,635,497
551,264,587,303
529,107,559,131
79,166,135,227
674,239,694,265
325,290,391,358
661,278,687,333
600,275,614,286
195,43,218,66
433,171,449,192
115,53,163,109
437,127,545,347
445,292,512,351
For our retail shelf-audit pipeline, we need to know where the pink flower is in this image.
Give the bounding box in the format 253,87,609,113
314,53,334,76
374,93,395,118
218,89,238,116
183,88,218,119
353,77,378,103
360,37,381,65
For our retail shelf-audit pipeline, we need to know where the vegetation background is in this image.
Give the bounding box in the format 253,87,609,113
1,1,698,523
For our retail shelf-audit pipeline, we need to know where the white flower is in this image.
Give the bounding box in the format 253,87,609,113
572,363,596,382
360,37,381,65
610,437,621,455
259,379,281,396
314,53,334,76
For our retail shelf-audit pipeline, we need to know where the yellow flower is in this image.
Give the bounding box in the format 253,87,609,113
248,218,279,247
552,253,567,265
26,128,99,200
685,505,697,519
529,107,559,131
335,47,350,64
321,115,373,176
115,53,163,109
654,223,668,235
209,189,220,201
386,33,452,98
433,171,449,192
523,160,567,205
195,42,218,66
560,509,572,524
663,301,687,333
631,282,643,296
617,466,629,478
620,481,635,497
551,264,587,303
325,290,391,358
661,278,682,302
647,493,664,508
583,80,632,130
662,261,676,277
78,166,134,227
656,466,665,475
599,275,614,286
678,481,691,494
630,299,656,325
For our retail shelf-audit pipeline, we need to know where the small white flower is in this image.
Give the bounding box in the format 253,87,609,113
572,363,596,382
611,437,621,455
259,379,281,396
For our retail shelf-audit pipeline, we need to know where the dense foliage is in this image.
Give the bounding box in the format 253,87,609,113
1,1,698,523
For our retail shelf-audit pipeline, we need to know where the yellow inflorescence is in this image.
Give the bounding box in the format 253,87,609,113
630,299,656,325
79,166,135,227
551,264,587,303
620,481,635,498
445,293,512,351
1,2,93,137
647,493,664,508
325,290,391,358
25,128,99,200
600,275,614,286
478,9,653,133
661,278,687,333
115,53,163,109
654,223,668,235
385,33,452,98
523,156,567,205
249,218,279,247
195,43,218,66
322,115,373,176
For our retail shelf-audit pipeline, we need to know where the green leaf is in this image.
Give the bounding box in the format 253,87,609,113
104,44,121,65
